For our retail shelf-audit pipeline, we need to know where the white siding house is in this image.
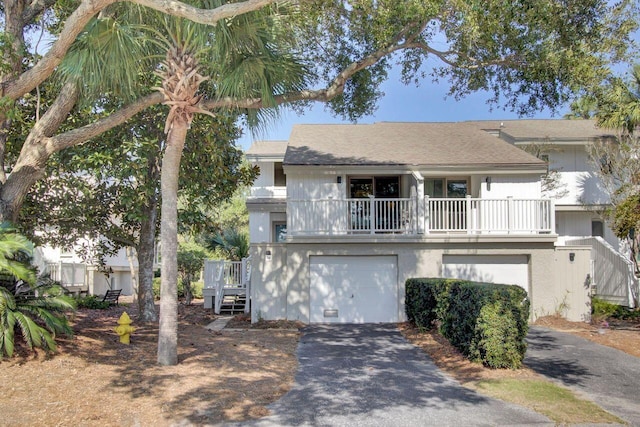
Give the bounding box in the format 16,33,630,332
246,121,635,324
34,242,149,296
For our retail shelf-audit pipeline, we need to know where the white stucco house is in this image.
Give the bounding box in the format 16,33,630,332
33,242,149,296
246,120,638,324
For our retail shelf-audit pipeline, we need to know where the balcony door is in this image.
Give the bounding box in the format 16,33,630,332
349,176,400,231
425,178,468,231
349,176,399,199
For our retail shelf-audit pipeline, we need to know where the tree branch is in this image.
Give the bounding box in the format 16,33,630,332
47,92,164,152
22,0,58,24
2,0,279,101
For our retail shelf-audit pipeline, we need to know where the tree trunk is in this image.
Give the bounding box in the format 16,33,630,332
137,195,159,323
125,246,138,305
157,119,187,366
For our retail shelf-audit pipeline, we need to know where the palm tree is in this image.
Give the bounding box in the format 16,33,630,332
60,2,305,365
0,227,75,358
206,228,250,261
596,64,640,135
153,6,305,364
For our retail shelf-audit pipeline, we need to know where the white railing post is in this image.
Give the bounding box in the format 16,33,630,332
507,196,513,234
424,196,430,233
369,196,376,234
465,195,472,234
549,199,556,234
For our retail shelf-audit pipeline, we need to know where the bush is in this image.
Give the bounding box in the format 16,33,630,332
152,278,204,300
76,295,111,310
592,297,640,321
406,278,529,369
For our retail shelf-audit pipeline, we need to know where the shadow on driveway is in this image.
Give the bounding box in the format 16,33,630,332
526,326,640,425
236,324,551,427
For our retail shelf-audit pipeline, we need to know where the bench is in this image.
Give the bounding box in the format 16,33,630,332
102,289,122,306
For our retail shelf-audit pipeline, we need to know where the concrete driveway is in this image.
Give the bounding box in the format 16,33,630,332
526,326,640,425
240,324,551,426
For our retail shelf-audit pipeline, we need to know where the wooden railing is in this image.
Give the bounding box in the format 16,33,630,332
203,257,251,314
287,196,554,236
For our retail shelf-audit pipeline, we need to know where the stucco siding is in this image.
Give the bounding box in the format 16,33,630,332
250,241,590,323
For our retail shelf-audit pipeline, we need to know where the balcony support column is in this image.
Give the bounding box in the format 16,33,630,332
412,171,425,234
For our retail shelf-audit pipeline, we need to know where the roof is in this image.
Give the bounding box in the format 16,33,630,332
473,119,616,142
246,140,288,159
283,122,545,167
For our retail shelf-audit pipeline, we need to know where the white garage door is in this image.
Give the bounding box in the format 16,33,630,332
442,255,529,290
310,256,398,323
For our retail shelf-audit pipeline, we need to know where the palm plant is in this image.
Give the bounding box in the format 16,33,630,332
206,228,250,261
0,227,75,358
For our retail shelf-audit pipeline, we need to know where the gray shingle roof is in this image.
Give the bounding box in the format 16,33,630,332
474,119,615,141
283,122,545,167
246,140,288,157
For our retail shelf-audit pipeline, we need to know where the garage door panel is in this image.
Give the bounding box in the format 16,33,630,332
310,256,398,323
442,255,529,290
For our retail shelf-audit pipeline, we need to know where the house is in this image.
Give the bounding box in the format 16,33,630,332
33,242,151,296
246,120,640,324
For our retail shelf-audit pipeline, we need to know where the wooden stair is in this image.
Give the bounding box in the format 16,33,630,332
218,292,248,315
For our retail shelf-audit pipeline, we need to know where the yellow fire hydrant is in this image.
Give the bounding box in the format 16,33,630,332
114,312,136,344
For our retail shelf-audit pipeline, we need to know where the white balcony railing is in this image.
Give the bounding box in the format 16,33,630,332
287,196,554,237
249,186,287,199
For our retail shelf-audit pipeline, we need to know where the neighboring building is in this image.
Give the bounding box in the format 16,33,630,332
34,242,152,296
246,120,638,325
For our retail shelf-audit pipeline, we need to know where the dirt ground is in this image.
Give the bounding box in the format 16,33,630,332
0,299,300,426
1,300,638,426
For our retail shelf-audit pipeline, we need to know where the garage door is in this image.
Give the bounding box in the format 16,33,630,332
310,256,398,323
442,255,529,290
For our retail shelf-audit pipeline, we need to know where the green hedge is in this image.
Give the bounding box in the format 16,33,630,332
406,278,530,369
152,278,204,300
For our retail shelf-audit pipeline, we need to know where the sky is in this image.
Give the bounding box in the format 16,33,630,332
237,65,566,151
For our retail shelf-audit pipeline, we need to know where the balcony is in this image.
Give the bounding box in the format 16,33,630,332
249,186,287,199
287,196,554,237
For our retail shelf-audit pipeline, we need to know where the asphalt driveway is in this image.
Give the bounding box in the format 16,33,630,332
240,324,551,426
525,326,640,425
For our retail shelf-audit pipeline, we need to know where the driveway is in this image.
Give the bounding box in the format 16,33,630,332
240,324,551,426
526,326,640,425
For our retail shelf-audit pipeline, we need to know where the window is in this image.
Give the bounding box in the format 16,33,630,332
425,178,468,198
273,222,287,242
447,180,468,198
349,176,400,199
592,220,604,238
274,162,286,186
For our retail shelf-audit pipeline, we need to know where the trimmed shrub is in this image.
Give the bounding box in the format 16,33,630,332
76,295,111,310
406,278,529,369
152,278,204,300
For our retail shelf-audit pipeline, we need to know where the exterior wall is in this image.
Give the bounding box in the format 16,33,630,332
556,211,620,249
483,175,542,199
249,211,271,243
550,146,609,206
250,239,591,323
547,246,592,322
250,244,288,322
287,173,341,200
254,161,275,187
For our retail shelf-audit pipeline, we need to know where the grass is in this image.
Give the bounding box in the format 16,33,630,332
471,378,624,424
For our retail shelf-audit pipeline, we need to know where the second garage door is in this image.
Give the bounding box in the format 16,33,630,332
309,256,398,323
441,255,529,290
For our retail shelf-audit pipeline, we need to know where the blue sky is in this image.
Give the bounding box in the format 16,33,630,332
237,65,565,151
